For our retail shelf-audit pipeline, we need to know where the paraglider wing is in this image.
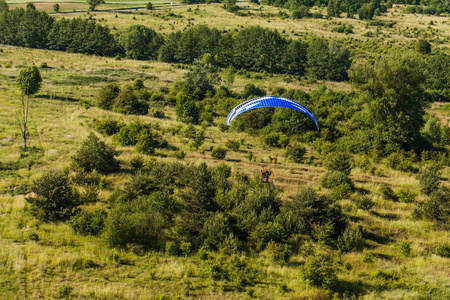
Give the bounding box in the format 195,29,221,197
226,96,319,130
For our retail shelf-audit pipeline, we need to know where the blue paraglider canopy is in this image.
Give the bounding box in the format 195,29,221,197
226,96,319,130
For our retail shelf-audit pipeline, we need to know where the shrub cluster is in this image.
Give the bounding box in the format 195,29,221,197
72,133,120,174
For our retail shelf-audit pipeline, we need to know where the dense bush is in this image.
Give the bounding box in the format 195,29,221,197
285,143,307,163
434,242,450,258
398,240,412,257
103,196,167,249
211,146,227,159
91,117,122,136
338,227,364,253
397,187,417,203
319,170,353,189
175,93,200,124
354,194,375,211
97,83,120,110
278,186,347,238
72,133,120,174
68,208,107,236
26,172,77,222
379,184,397,201
417,164,441,195
225,139,240,151
324,152,352,175
414,186,450,229
300,250,338,289
263,132,289,148
113,86,148,115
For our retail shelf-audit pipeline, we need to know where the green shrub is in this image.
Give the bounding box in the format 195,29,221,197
71,169,101,187
57,285,73,299
319,170,353,189
218,123,228,132
397,187,417,203
324,152,352,175
79,184,100,203
146,2,153,10
130,156,144,171
249,222,285,252
414,186,450,228
332,183,352,200
180,242,192,257
398,240,412,257
225,139,240,151
165,241,179,256
97,83,120,110
91,118,122,136
363,251,374,263
113,87,148,115
355,194,374,211
172,150,186,160
135,129,159,155
434,242,450,258
72,133,120,174
300,251,338,289
417,164,441,195
220,233,242,255
27,231,39,242
102,197,166,250
285,143,307,163
26,172,77,222
68,208,107,236
211,146,227,159
114,122,148,146
201,212,232,250
385,151,414,172
263,132,289,148
279,186,347,238
266,241,291,263
338,227,364,253
379,184,397,200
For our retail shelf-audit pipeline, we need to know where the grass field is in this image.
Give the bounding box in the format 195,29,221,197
1,2,450,299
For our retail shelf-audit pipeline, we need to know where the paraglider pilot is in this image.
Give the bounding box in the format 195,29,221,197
260,168,273,184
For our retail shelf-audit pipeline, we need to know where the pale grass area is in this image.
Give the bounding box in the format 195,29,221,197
1,8,450,296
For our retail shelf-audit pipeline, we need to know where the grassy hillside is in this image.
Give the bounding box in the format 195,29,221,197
1,2,450,299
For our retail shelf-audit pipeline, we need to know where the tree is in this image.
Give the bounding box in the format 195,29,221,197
349,55,428,153
87,0,104,11
183,59,221,97
26,2,36,10
421,117,441,145
416,39,431,55
16,66,42,151
0,0,9,12
223,65,236,89
53,3,59,12
97,83,120,110
327,0,341,17
26,172,77,222
72,133,120,174
119,25,163,60
175,92,200,124
146,2,153,9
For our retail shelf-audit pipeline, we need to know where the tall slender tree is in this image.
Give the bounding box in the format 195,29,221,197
16,65,42,151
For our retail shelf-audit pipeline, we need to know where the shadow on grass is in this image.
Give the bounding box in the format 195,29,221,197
362,229,392,245
370,211,399,221
35,94,80,103
332,279,371,298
